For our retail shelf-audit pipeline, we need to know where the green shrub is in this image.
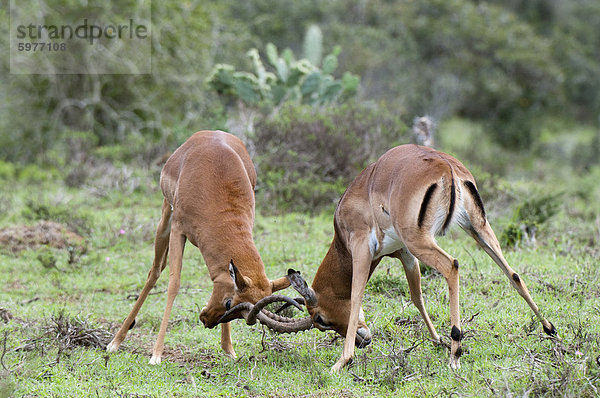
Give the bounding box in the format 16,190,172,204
18,164,57,183
0,160,16,180
500,193,562,248
254,101,407,213
0,2,237,163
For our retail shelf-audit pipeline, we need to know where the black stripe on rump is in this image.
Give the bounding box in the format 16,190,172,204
418,183,438,228
463,180,486,219
442,174,456,231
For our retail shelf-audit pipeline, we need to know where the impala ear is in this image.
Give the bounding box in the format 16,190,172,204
229,260,249,291
287,268,317,307
270,275,291,293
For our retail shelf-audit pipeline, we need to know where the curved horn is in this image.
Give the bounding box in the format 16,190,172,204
216,295,304,325
275,297,305,314
287,269,317,307
216,302,253,324
215,293,315,333
246,295,303,325
255,312,314,333
261,308,301,323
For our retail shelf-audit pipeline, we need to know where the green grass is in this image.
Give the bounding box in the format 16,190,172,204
1,167,599,397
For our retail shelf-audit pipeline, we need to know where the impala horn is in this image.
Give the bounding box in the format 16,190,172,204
216,294,313,333
215,270,316,333
286,269,317,307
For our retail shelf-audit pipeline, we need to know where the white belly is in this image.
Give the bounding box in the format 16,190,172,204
370,227,405,259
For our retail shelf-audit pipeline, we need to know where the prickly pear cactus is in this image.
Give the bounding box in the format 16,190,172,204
206,30,359,108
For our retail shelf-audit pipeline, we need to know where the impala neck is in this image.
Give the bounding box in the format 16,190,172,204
312,232,353,301
202,227,268,288
231,238,268,284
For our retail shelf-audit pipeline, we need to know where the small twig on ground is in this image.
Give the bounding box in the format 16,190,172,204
20,297,39,305
586,376,598,395
349,372,366,383
465,312,480,324
249,356,258,380
463,248,478,270
259,327,267,353
450,366,470,384
1,331,9,371
483,377,496,395
126,288,167,301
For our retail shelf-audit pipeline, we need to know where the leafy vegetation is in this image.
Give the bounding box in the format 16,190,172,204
254,101,407,213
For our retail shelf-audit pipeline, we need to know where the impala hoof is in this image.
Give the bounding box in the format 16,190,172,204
330,361,344,374
449,356,461,370
355,327,372,348
106,340,119,353
222,348,237,359
149,355,162,365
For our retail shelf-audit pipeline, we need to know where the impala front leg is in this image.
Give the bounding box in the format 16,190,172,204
220,322,236,358
107,199,172,353
331,245,372,373
150,230,186,365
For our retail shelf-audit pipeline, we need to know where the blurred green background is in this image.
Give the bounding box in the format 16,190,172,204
1,0,599,239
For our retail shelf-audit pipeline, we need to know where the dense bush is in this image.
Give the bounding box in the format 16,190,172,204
254,101,408,213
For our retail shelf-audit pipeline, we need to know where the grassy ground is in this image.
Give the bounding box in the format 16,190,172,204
1,147,600,397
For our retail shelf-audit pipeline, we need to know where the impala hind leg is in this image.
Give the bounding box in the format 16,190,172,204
469,222,556,336
150,229,186,365
107,199,172,353
405,238,462,369
394,250,442,345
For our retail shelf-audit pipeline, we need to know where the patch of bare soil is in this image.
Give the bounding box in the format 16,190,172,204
0,221,86,254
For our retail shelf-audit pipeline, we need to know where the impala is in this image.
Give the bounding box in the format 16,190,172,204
225,144,557,372
106,130,300,364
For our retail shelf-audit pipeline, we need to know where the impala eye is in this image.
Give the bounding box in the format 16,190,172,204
225,299,232,310
314,313,331,329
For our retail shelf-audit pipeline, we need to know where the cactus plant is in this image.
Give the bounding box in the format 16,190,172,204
206,29,360,108
303,24,323,67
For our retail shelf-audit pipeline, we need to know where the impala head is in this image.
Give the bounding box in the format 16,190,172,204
198,275,235,329
201,260,298,330
287,270,372,347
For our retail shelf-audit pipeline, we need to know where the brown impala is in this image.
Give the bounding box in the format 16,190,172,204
222,144,557,372
107,130,301,364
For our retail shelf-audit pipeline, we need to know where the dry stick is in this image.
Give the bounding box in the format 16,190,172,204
483,377,496,395
450,366,470,384
465,312,480,324
260,327,268,353
249,357,258,380
0,331,8,371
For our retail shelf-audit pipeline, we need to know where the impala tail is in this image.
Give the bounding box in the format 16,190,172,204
418,162,459,237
